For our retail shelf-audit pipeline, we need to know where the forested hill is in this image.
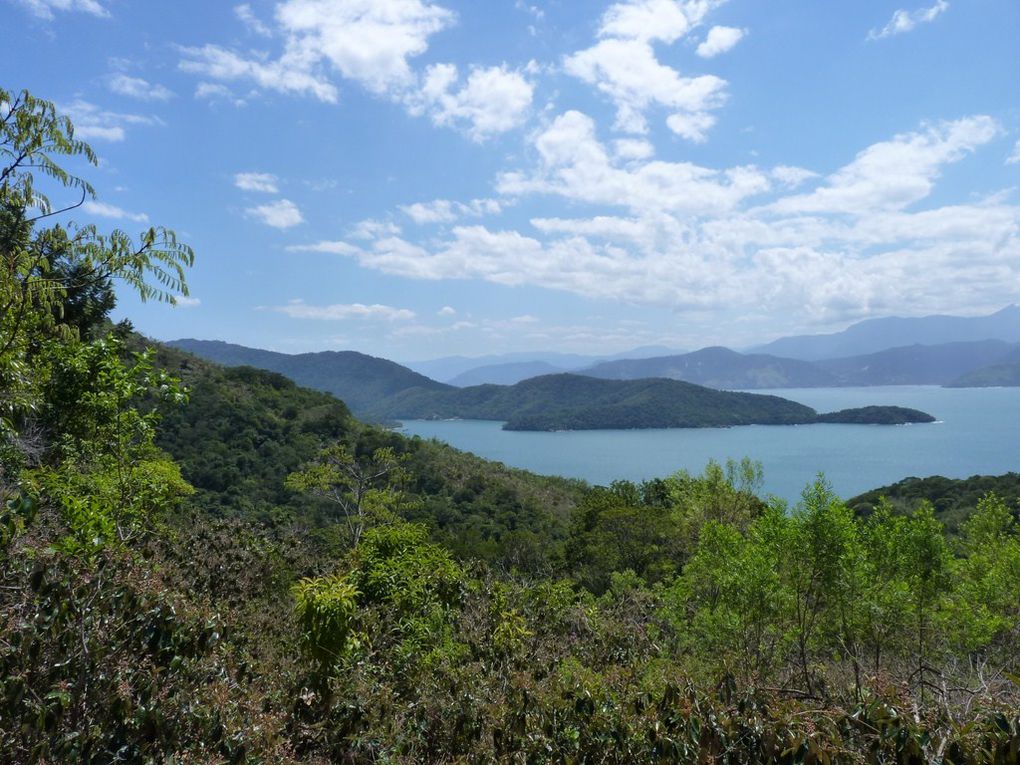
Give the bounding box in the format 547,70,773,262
150,341,583,564
169,338,450,415
365,373,933,430
848,472,1020,532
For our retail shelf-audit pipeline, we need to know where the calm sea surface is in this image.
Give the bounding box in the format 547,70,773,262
397,386,1020,503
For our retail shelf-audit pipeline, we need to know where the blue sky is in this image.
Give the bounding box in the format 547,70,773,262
3,0,1019,361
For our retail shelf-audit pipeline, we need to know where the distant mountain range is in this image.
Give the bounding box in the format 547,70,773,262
583,346,838,388
578,340,1020,389
401,305,1020,388
405,345,684,385
749,305,1020,361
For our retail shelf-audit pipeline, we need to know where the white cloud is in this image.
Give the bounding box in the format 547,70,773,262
1007,139,1020,165
564,0,728,138
328,112,1020,332
181,0,454,104
869,0,949,40
61,100,160,142
400,197,502,224
351,218,401,240
771,165,819,187
247,198,304,228
271,299,415,321
613,138,655,161
107,74,174,101
82,200,149,223
194,82,242,103
180,43,338,102
286,240,361,255
414,63,534,140
696,25,745,58
235,172,279,193
438,305,456,316
768,116,1000,214
497,110,770,215
665,111,716,142
599,0,721,43
14,0,107,19
235,3,272,36
173,295,202,308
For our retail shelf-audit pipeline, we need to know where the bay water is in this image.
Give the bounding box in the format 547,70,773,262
397,386,1020,503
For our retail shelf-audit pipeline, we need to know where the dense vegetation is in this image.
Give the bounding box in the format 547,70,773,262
4,88,1020,763
168,338,450,415
849,472,1020,532
814,406,935,425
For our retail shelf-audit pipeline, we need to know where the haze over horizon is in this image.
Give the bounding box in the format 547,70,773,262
4,0,1019,358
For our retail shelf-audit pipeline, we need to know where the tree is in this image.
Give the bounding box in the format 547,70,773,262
1,87,193,473
286,443,411,547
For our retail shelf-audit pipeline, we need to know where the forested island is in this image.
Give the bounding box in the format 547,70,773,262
3,89,1020,763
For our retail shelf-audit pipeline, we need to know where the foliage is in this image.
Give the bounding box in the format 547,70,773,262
1,87,193,476
286,443,411,547
5,83,1020,764
849,471,1020,533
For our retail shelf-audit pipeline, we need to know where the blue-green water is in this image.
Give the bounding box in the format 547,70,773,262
397,386,1020,503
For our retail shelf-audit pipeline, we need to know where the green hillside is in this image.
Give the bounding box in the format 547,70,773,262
169,338,450,415
848,472,1020,532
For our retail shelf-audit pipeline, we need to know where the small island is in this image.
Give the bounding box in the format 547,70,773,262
813,406,936,425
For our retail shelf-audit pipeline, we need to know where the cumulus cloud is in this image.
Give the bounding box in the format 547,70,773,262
173,295,202,308
14,0,107,19
180,0,454,104
182,1,535,140
400,197,502,224
768,116,1000,214
235,172,279,193
564,0,728,138
107,74,174,101
247,198,304,228
438,305,456,316
696,25,745,58
868,0,949,40
82,200,149,223
326,111,1020,331
413,63,534,140
270,299,415,321
497,110,770,215
60,100,160,142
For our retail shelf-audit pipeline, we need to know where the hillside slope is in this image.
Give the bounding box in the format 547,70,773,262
168,339,450,416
